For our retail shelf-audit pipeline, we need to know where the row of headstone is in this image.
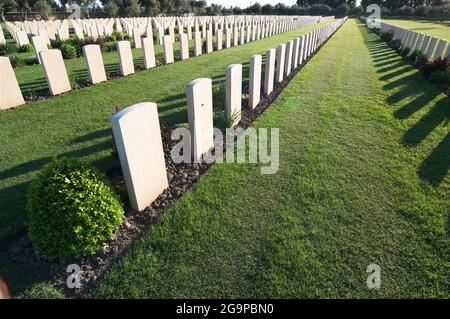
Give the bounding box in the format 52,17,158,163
110,17,347,211
0,16,327,111
373,20,450,60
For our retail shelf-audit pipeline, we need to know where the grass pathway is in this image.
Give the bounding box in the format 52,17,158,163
86,20,449,298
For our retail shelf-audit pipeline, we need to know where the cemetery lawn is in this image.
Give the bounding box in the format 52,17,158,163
382,18,450,40
0,21,334,296
89,20,449,298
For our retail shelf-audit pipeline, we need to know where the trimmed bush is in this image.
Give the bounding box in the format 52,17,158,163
0,44,8,55
18,44,33,53
25,56,39,66
60,43,77,59
419,57,449,76
429,71,450,88
380,30,394,42
9,54,19,67
27,158,124,260
400,46,411,57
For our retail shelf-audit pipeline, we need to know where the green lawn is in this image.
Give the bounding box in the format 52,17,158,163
0,21,334,297
89,19,449,298
382,18,450,40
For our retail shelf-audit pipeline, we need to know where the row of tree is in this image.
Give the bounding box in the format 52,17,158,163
0,0,448,20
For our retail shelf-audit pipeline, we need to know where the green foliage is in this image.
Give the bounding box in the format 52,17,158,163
27,158,124,260
380,30,394,42
419,57,450,76
17,43,33,53
390,39,402,51
24,56,39,66
400,46,410,57
429,70,450,88
60,43,77,59
0,44,8,56
9,54,18,67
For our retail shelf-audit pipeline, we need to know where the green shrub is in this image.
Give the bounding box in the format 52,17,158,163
104,42,117,52
27,158,124,260
429,71,450,88
400,46,411,57
9,54,19,67
6,43,17,54
0,44,8,55
17,43,33,53
380,30,394,42
60,43,77,59
419,57,449,76
390,39,402,52
25,56,39,65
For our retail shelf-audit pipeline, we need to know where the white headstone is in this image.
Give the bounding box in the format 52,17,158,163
117,41,135,76
40,49,71,96
0,57,25,110
83,44,107,84
32,35,47,64
264,48,276,96
285,40,293,76
194,32,202,56
16,30,30,46
187,78,214,162
163,35,174,64
206,30,213,53
142,37,156,69
180,33,189,60
249,54,262,109
275,44,286,83
225,64,242,126
111,102,168,211
133,28,142,48
433,39,446,58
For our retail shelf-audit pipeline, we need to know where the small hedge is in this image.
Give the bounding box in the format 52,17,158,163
27,158,124,260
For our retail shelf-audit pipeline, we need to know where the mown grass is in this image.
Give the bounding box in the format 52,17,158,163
0,21,333,297
382,18,450,40
88,19,449,298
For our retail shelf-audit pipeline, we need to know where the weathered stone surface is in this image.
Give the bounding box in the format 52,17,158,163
275,44,286,83
226,64,242,126
133,28,142,48
249,54,262,109
433,39,446,58
31,35,47,64
180,33,189,60
16,30,29,46
117,41,135,76
40,49,71,96
0,57,25,110
285,40,293,76
194,32,202,56
83,44,107,84
206,30,213,53
111,102,168,211
141,37,156,69
163,35,174,64
264,48,276,96
187,78,214,162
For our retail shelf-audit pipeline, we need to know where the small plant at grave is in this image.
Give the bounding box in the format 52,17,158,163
27,158,124,260
50,38,62,49
9,54,19,67
429,71,450,88
0,44,8,56
214,109,241,129
24,56,39,66
419,57,450,76
104,42,117,52
400,46,411,57
390,39,402,52
413,51,428,69
380,30,393,42
60,43,78,59
17,43,33,53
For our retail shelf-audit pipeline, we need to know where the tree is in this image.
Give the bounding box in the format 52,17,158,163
122,0,141,16
34,0,52,19
335,3,350,16
104,0,119,16
0,0,18,21
261,3,272,14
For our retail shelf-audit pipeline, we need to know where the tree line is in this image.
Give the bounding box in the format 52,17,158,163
0,0,448,20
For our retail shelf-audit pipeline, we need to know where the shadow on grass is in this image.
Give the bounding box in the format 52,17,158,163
360,22,449,186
